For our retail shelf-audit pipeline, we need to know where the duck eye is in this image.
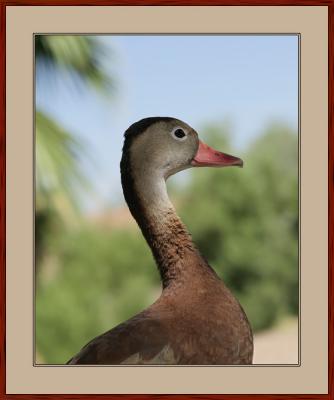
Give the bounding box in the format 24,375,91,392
171,128,187,141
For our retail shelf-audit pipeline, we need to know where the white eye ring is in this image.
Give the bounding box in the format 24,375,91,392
170,127,187,142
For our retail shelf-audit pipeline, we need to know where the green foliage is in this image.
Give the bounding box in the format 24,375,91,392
35,110,90,265
36,225,159,364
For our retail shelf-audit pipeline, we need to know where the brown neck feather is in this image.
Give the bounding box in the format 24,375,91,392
121,151,217,289
141,208,202,288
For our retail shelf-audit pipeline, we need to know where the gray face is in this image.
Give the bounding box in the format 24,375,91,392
129,119,199,180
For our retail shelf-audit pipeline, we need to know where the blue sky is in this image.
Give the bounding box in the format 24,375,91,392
36,35,298,213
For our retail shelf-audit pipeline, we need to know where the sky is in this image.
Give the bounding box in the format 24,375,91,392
36,35,299,213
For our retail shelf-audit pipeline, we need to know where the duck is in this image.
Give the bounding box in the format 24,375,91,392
67,117,253,365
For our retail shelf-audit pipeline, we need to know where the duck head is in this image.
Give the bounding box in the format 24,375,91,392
123,117,243,180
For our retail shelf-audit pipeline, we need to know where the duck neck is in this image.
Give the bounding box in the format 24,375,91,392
121,166,216,289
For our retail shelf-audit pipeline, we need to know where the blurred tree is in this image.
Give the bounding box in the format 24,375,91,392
36,226,159,363
35,35,114,264
179,123,298,331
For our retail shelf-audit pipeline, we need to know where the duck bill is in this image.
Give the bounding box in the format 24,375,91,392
191,140,243,168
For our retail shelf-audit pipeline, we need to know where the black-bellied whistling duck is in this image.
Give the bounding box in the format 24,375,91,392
67,117,253,365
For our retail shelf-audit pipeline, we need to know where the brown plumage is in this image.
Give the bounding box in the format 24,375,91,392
67,117,253,365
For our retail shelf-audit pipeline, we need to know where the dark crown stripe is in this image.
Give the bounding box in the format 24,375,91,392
124,117,175,140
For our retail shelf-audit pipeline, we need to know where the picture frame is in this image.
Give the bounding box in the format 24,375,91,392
1,1,332,398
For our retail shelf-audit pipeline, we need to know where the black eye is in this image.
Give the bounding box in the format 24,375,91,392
171,128,187,142
170,127,187,141
174,129,185,138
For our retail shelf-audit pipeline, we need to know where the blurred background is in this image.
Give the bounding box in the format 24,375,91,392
35,35,299,364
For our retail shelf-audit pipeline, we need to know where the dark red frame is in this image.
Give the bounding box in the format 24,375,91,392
0,1,332,399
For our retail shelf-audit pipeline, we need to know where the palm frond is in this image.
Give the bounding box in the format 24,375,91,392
36,110,90,214
35,35,113,94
